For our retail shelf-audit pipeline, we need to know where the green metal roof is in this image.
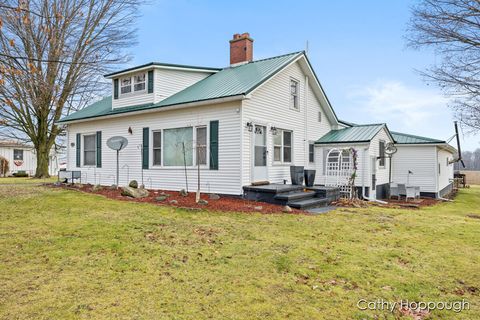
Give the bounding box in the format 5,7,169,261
391,131,445,144
315,124,386,144
59,51,303,123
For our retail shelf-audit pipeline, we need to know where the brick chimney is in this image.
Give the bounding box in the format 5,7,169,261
229,33,253,66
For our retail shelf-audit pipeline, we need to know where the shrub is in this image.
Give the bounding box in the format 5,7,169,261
13,171,29,177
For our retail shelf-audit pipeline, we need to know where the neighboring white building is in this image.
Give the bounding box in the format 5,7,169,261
58,33,455,198
0,140,59,176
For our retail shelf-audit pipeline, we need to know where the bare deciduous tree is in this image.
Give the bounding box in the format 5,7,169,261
407,0,480,132
0,0,143,177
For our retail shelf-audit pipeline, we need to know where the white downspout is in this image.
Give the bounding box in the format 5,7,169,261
361,146,387,204
304,75,308,167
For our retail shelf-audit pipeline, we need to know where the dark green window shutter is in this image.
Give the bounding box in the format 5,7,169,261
76,133,81,167
96,131,102,168
148,70,154,94
209,120,219,170
142,127,149,169
114,79,119,99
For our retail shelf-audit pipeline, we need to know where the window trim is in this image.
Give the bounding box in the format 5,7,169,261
119,72,147,97
273,129,293,165
150,125,209,169
289,78,300,111
13,149,24,161
82,133,97,167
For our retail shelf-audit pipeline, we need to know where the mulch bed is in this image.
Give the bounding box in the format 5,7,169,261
386,197,444,208
53,184,307,214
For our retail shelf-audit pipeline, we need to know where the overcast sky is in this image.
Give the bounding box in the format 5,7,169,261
128,0,479,151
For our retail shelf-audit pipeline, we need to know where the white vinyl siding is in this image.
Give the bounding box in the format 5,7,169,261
437,148,454,192
241,60,334,185
391,145,437,193
369,128,392,186
67,101,242,195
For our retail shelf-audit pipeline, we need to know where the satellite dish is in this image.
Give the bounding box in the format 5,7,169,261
385,142,397,155
107,136,128,151
107,136,128,186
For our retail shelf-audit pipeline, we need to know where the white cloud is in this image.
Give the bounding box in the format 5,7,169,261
347,80,450,129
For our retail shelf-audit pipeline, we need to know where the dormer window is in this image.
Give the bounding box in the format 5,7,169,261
120,77,132,94
119,73,146,96
134,73,146,91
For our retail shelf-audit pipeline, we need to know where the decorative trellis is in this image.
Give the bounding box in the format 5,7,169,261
325,148,354,198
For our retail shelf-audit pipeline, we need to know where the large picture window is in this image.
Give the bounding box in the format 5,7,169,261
83,134,96,166
273,129,292,163
163,127,193,166
13,149,23,161
153,131,162,166
196,127,207,165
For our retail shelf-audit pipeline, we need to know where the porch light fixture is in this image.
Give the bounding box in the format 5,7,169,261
128,127,133,135
246,122,253,132
270,126,278,135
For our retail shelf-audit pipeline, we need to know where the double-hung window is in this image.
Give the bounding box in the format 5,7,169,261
134,73,146,92
290,79,299,110
13,149,23,161
153,131,162,166
196,127,207,165
379,140,385,168
83,134,96,166
120,77,132,94
273,129,292,163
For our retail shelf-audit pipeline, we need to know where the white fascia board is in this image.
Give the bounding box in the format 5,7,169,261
105,65,219,79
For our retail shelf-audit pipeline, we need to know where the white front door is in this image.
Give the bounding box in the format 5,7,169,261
370,156,377,199
253,125,268,182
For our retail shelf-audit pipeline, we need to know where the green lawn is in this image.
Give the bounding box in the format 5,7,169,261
0,185,479,319
0,176,57,185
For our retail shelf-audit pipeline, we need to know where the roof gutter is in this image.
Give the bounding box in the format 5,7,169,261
58,94,245,125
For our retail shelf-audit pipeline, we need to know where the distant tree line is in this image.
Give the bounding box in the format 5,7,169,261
455,149,480,170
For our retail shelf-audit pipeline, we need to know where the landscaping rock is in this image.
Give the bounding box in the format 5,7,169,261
179,189,188,197
121,186,149,198
155,195,168,202
92,184,103,192
109,184,118,190
209,193,220,200
198,199,209,205
169,199,178,205
159,192,171,198
254,205,263,211
139,184,145,189
282,205,293,213
128,180,138,188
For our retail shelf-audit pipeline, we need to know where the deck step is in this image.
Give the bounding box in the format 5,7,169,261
287,197,331,209
274,191,316,202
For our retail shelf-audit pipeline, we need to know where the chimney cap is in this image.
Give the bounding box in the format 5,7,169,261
230,32,253,43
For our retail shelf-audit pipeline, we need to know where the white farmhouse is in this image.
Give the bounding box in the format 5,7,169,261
0,140,59,176
58,33,456,206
